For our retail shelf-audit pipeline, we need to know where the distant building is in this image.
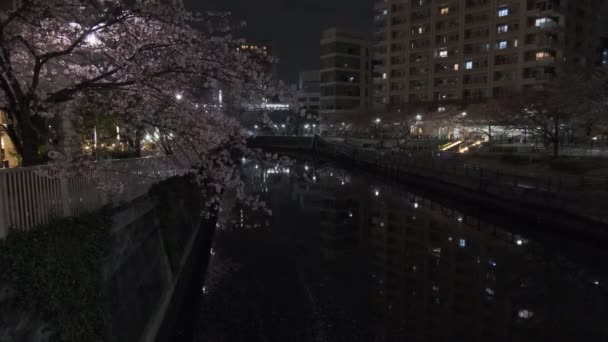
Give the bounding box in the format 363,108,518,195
372,0,603,110
320,28,371,119
297,70,321,114
237,42,277,80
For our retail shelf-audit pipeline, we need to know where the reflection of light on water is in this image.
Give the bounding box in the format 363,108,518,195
518,310,534,319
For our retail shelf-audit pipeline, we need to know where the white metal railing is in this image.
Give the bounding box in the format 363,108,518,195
0,156,184,238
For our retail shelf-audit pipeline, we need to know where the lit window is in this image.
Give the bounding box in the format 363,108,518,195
383,9,388,15
440,7,449,15
514,39,519,47
498,40,508,49
465,61,473,69
498,8,509,17
418,27,424,34
497,24,509,33
459,239,466,248
536,51,550,60
438,106,446,112
535,17,551,27
439,50,448,58
382,72,387,79
453,63,459,71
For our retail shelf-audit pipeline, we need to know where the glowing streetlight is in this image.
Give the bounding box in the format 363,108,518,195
462,112,467,117
175,93,183,100
254,125,258,129
416,114,423,121
85,33,100,46
375,118,381,124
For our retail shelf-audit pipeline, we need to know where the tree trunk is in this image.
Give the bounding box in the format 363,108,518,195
20,123,43,166
551,139,559,157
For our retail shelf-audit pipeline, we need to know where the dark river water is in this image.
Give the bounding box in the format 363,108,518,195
193,160,608,342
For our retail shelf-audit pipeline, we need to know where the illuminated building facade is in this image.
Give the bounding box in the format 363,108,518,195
373,0,602,110
0,110,18,168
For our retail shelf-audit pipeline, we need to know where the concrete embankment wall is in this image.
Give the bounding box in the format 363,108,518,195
105,176,214,342
0,176,214,342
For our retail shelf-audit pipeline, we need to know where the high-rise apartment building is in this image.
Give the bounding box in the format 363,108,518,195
320,28,372,118
373,0,602,110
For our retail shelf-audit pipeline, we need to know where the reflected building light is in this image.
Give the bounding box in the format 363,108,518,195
518,310,534,319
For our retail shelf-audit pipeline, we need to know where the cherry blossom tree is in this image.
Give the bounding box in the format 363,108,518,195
0,0,273,166
488,71,608,157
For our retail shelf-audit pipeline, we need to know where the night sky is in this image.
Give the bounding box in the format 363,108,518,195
188,0,608,84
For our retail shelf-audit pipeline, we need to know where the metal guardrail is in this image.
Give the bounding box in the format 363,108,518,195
0,156,183,238
318,141,608,195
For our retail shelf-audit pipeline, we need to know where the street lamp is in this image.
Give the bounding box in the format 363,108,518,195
85,33,100,46
175,93,183,101
416,114,422,121
461,112,467,117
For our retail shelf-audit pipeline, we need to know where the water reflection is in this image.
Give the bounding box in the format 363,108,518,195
201,161,608,342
